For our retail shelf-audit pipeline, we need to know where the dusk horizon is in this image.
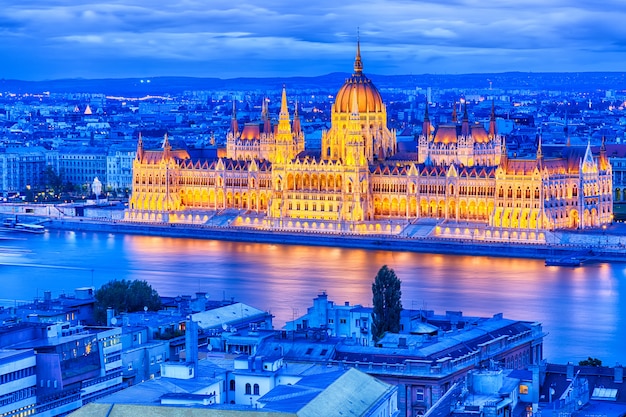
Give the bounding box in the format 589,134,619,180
2,1,626,81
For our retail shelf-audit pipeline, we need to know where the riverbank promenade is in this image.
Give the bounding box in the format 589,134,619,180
2,202,624,263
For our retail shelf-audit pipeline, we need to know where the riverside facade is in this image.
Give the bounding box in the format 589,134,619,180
126,43,613,240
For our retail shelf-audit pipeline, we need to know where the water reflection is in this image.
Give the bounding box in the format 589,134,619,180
1,230,625,365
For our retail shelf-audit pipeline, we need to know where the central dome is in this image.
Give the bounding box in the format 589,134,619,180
333,42,384,114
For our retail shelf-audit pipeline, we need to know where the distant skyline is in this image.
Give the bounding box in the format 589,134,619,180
1,1,626,81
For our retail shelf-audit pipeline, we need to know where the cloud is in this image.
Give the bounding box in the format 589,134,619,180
1,0,625,79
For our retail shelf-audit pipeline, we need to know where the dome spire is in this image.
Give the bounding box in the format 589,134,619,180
354,30,363,75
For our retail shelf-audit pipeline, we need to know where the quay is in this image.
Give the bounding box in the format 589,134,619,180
2,203,625,263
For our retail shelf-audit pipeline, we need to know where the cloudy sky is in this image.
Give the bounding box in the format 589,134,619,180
1,0,625,80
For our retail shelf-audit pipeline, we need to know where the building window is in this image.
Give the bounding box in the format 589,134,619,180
416,388,424,401
254,384,260,395
230,380,235,391
245,383,251,395
519,385,529,395
340,319,346,324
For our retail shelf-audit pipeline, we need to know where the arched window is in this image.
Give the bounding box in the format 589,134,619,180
245,383,251,395
254,384,260,395
230,380,235,391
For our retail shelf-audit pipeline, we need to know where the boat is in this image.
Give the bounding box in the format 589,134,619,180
545,257,582,267
1,218,46,234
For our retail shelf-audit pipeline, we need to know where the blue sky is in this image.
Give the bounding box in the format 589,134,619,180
1,0,625,80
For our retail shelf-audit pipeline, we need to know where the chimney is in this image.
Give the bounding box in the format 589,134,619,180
185,319,199,376
566,362,574,381
106,308,115,326
254,356,263,372
399,337,407,348
615,365,623,384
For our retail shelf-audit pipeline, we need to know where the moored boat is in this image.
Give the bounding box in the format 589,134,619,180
1,218,46,234
545,257,581,267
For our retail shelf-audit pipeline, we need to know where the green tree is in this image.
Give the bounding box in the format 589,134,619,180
94,279,162,324
579,357,602,367
44,165,64,194
371,265,403,343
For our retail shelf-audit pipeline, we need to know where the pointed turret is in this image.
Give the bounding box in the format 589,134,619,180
277,84,291,135
136,132,144,161
564,111,570,146
262,98,272,134
536,133,544,169
461,102,470,136
279,84,289,121
422,104,431,138
489,100,497,138
292,100,302,134
581,138,596,174
230,100,239,134
500,136,508,168
162,133,171,160
600,135,609,171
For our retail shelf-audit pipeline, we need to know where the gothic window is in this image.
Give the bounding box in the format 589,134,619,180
507,187,513,198
516,187,522,199
245,383,251,395
254,384,260,395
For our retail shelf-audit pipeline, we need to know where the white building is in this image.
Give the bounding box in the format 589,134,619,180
106,144,136,193
0,349,37,417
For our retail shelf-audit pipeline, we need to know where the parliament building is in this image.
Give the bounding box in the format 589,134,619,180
127,43,613,241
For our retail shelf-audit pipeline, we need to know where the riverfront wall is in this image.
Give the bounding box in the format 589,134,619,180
2,203,625,263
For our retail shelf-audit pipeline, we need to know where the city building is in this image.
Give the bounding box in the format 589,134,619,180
260,293,545,417
0,349,37,417
126,43,612,237
0,146,55,195
58,146,108,192
105,143,136,194
0,321,124,417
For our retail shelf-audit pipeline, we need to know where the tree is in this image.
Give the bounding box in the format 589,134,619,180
94,279,162,324
371,265,403,343
579,357,602,367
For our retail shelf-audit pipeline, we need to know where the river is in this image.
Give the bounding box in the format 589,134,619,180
1,229,625,366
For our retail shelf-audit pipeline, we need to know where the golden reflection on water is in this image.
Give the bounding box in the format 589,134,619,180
3,231,624,364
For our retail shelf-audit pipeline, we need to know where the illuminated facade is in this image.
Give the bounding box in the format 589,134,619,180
127,43,613,238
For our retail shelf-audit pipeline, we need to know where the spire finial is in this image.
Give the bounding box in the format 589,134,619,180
354,29,363,74
281,84,288,112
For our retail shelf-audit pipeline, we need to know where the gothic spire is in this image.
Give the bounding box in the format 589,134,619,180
489,100,496,138
564,111,570,147
136,132,144,161
230,100,239,134
452,102,458,123
461,101,469,136
422,104,431,138
292,99,302,134
354,32,363,75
